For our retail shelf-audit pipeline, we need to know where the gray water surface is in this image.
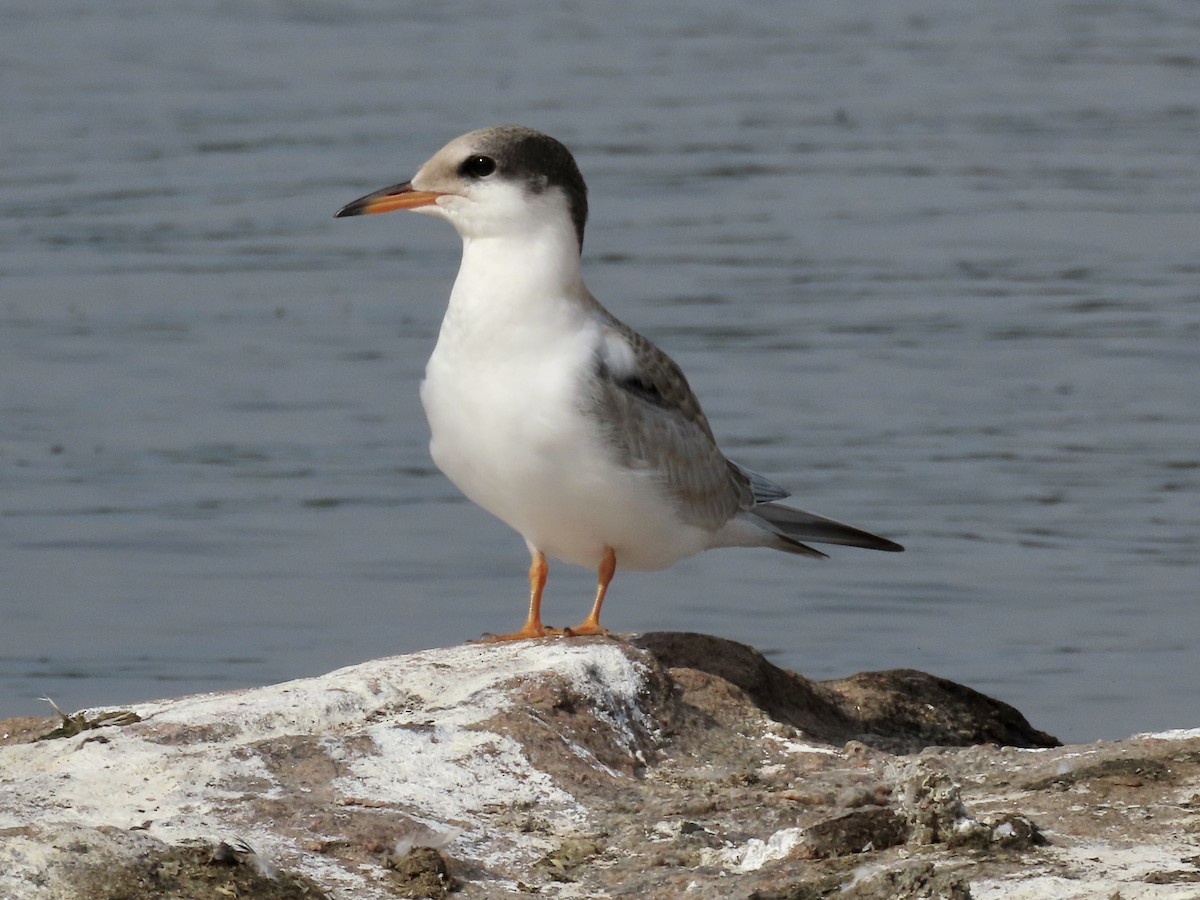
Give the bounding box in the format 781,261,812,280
2,1,1198,743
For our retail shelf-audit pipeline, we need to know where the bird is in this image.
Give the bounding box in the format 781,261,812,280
335,125,902,641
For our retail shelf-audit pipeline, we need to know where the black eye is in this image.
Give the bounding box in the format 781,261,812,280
460,155,496,178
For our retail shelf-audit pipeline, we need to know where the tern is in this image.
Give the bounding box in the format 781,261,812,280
336,125,902,641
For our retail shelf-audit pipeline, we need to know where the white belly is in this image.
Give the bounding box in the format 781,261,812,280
419,325,709,572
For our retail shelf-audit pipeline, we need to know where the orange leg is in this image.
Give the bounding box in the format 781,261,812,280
564,546,615,637
475,548,563,642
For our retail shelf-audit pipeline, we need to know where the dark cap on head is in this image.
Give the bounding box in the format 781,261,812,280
473,126,589,247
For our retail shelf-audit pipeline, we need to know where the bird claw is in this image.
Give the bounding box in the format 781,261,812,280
472,623,610,642
562,623,609,638
472,625,564,643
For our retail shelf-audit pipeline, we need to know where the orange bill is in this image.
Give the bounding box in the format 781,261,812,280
334,181,443,217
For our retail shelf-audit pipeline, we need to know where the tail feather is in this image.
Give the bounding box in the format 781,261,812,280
771,534,829,559
753,502,904,553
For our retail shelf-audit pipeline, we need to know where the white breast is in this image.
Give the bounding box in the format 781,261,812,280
418,247,710,571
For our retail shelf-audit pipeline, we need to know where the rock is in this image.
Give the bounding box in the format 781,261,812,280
631,632,1060,752
1,632,1197,899
0,828,328,899
385,846,456,899
794,807,907,858
839,860,973,900
823,667,1061,752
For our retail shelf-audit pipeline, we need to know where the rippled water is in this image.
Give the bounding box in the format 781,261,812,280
2,0,1198,743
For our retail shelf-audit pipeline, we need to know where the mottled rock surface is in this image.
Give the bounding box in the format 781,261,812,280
1,633,1197,899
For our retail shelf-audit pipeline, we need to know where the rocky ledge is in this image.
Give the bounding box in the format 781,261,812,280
1,633,1198,899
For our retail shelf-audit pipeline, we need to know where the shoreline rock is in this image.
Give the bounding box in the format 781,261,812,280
1,633,1196,898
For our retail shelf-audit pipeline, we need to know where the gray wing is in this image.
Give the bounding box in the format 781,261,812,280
586,308,904,555
587,314,752,530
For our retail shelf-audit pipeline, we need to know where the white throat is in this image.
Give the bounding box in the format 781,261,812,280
439,223,590,347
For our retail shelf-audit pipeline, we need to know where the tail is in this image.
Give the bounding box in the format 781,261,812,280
752,502,904,558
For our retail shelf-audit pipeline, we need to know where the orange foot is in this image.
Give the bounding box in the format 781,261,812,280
473,548,563,643
561,548,616,638
472,624,564,644
562,622,610,638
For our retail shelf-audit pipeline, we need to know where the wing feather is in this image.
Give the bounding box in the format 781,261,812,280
588,316,749,529
584,303,903,555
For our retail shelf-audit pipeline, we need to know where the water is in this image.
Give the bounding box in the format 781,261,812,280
2,0,1198,744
